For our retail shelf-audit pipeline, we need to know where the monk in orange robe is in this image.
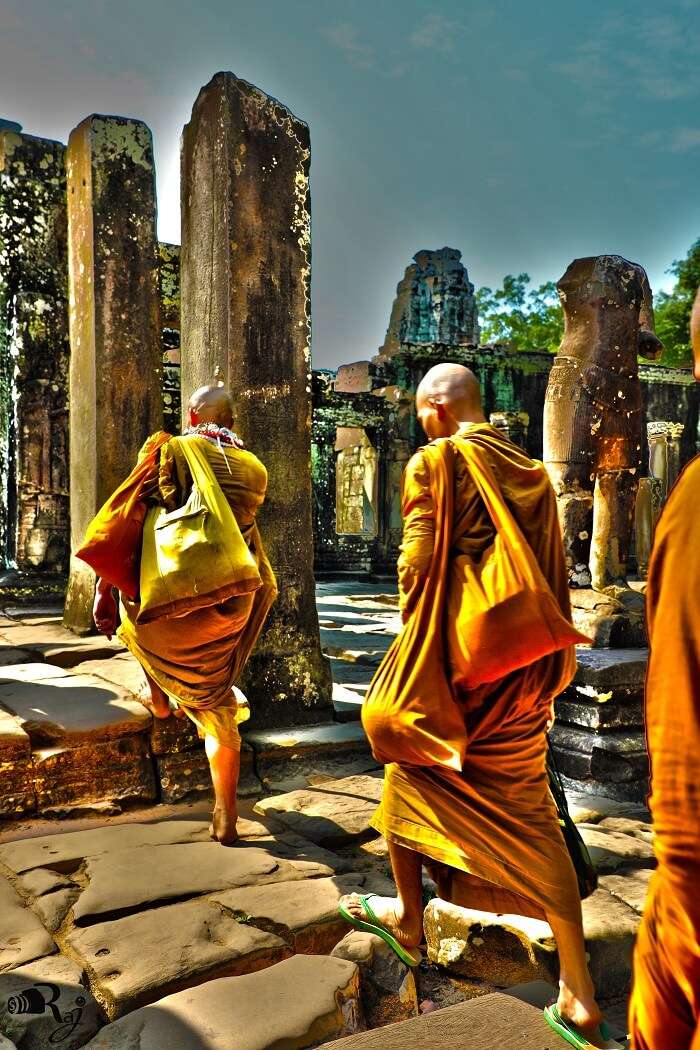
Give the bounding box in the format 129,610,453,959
92,385,277,844
628,290,700,1049
342,364,619,1048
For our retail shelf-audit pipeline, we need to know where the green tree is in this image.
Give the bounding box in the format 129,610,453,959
476,273,563,353
653,238,700,369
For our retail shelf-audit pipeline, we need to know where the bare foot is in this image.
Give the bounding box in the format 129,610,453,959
136,687,171,719
209,807,239,846
557,985,614,1048
342,893,423,948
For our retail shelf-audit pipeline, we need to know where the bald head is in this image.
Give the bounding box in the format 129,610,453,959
187,384,234,428
415,363,485,439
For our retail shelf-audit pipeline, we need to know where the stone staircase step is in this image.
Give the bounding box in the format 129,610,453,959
254,772,383,847
82,955,362,1048
320,991,562,1049
244,721,375,789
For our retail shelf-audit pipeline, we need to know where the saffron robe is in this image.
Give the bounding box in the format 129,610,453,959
629,456,700,1049
367,423,582,921
118,435,277,749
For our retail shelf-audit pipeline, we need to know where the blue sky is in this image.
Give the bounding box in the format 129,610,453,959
2,0,699,367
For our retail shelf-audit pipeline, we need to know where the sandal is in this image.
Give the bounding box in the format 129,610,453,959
543,1003,624,1049
338,893,422,968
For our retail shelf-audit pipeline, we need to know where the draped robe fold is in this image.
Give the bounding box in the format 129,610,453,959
629,456,700,1049
116,434,277,750
365,423,582,922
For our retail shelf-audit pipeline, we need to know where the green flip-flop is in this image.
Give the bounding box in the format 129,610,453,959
337,893,422,968
543,1003,624,1049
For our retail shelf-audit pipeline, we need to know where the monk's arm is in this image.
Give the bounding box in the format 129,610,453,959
397,451,435,622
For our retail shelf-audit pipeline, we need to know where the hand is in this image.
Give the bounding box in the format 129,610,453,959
93,585,118,639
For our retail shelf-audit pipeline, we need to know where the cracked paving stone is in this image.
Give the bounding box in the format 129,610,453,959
577,824,655,873
67,895,291,1019
82,954,361,1047
254,774,383,847
72,841,336,925
0,874,55,973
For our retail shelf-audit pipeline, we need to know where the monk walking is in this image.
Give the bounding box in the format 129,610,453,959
340,364,620,1048
628,290,700,1049
91,384,277,844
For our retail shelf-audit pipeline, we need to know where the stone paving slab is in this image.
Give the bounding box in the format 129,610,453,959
600,868,654,915
0,819,213,874
0,874,55,973
71,656,148,698
578,823,655,873
320,991,557,1049
0,711,30,763
0,648,37,667
68,895,291,1019
424,886,639,996
83,954,361,1048
0,673,151,745
254,773,383,846
72,840,335,925
0,623,124,667
212,871,395,955
0,952,102,1049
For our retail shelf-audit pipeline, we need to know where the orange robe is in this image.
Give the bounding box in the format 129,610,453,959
367,423,582,921
629,456,700,1049
117,435,277,750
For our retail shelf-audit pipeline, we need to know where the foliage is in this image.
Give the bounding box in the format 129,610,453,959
653,238,700,369
476,273,563,353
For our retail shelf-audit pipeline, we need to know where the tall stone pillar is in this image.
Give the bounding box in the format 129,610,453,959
63,116,162,633
181,73,332,728
0,131,69,572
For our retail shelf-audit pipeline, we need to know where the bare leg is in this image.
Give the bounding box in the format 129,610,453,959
546,906,611,1046
137,670,170,719
205,734,240,846
344,839,424,947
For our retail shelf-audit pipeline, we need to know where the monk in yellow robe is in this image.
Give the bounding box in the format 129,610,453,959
92,385,277,844
628,290,700,1049
342,364,620,1048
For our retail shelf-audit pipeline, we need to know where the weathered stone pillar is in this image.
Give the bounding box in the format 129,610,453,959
0,131,69,572
63,116,162,633
181,72,332,728
667,423,685,489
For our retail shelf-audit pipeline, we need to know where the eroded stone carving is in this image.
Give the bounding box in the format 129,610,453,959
543,255,662,590
379,248,479,355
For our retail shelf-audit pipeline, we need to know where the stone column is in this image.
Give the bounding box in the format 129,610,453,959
63,116,162,634
0,131,69,572
181,73,332,728
667,423,685,489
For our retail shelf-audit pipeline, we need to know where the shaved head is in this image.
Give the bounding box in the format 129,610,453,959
187,384,234,427
414,363,485,440
416,363,483,412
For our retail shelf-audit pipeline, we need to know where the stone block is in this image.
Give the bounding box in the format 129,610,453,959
0,623,123,666
0,649,35,667
71,840,336,925
318,991,560,1049
212,872,393,957
67,896,291,1019
156,749,211,804
0,819,211,875
245,722,375,788
149,711,200,755
332,930,419,1028
599,868,653,915
572,648,648,692
424,888,639,997
0,710,30,762
550,741,649,785
561,771,649,805
555,697,643,731
32,735,157,812
549,724,646,756
82,954,361,1046
0,759,35,817
335,362,374,394
578,823,655,873
254,773,383,846
73,655,148,697
0,875,55,973
0,953,102,1050
0,673,151,745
